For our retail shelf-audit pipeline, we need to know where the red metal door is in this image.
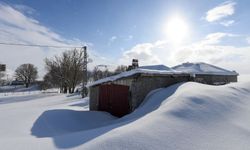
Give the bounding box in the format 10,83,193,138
99,84,129,117
99,85,110,111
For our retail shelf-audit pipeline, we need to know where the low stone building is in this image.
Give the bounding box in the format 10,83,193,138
172,62,238,85
88,63,238,117
88,65,191,117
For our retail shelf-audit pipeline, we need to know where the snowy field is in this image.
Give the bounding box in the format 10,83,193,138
0,76,250,149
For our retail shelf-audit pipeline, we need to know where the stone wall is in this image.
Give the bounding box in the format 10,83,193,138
129,75,190,111
89,86,99,110
194,75,237,85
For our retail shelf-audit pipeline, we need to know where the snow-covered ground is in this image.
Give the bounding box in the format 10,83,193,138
0,84,40,93
0,79,250,149
0,84,60,97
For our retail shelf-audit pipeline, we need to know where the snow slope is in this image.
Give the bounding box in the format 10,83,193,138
1,81,250,149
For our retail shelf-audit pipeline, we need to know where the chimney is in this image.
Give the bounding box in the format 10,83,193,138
0,64,6,71
126,59,139,71
132,59,139,68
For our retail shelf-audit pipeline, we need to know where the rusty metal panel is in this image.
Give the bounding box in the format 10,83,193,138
109,84,129,117
98,84,129,117
99,85,110,112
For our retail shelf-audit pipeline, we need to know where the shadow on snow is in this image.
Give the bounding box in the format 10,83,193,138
31,83,184,149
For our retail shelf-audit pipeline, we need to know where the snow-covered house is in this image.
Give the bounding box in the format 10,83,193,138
172,62,238,85
88,65,191,117
88,62,238,117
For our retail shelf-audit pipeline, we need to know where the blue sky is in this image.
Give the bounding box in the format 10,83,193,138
0,0,250,77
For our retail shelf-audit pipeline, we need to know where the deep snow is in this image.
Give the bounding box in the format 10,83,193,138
1,79,250,149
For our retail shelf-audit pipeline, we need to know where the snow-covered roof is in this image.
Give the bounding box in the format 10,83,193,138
88,63,238,87
87,65,184,87
139,65,175,71
172,62,238,76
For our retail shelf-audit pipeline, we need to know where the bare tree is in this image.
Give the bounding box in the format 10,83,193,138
0,72,4,80
0,71,5,85
41,72,57,90
68,49,84,93
15,64,38,88
114,65,127,74
92,66,113,81
44,49,84,93
92,66,102,81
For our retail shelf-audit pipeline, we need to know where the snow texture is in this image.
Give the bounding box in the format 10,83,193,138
0,80,250,149
172,62,238,76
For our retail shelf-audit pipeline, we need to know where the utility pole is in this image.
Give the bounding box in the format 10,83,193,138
82,46,88,98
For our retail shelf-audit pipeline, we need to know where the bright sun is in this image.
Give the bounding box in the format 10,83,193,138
164,15,189,44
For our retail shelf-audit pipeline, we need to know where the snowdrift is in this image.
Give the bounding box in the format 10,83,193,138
1,81,250,150
52,82,250,150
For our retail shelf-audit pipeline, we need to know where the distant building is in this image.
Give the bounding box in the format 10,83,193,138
88,62,238,117
172,62,238,85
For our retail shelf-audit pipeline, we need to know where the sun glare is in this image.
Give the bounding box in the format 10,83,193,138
164,15,189,44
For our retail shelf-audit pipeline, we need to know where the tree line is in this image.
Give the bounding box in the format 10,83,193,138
42,48,128,93
0,63,38,87
0,49,128,93
43,49,85,93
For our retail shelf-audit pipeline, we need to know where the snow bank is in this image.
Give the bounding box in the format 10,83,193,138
172,62,238,76
75,81,250,150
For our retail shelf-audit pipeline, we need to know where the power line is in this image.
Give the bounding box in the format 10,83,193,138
0,41,118,65
0,42,82,48
0,41,122,68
